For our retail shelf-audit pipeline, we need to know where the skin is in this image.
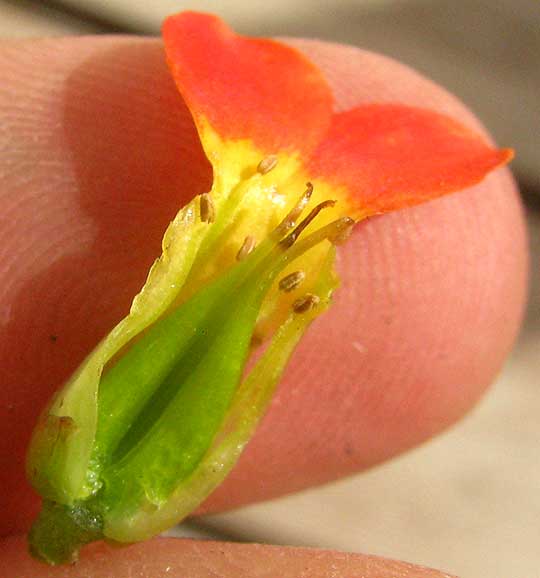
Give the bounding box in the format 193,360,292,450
0,36,527,576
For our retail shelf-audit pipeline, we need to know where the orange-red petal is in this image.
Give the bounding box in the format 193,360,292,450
162,12,333,156
308,104,513,216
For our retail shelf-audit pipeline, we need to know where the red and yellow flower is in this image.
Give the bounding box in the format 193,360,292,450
26,12,512,565
164,11,510,221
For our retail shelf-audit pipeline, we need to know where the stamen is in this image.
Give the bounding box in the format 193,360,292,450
257,155,278,175
236,236,257,261
328,217,355,245
275,183,313,236
293,293,320,314
278,270,305,292
280,199,336,248
199,193,215,223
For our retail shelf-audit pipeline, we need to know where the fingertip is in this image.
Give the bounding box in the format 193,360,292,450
0,36,528,528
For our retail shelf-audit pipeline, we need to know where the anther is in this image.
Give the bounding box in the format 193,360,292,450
275,183,313,236
280,199,336,248
279,270,306,292
236,236,257,261
257,155,278,175
199,193,215,223
293,293,320,314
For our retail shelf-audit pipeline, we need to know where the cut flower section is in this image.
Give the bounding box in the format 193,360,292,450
27,11,512,565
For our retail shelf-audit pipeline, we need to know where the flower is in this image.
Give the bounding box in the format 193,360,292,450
26,12,511,564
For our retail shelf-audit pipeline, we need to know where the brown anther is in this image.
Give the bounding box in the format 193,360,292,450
275,183,313,235
199,193,215,223
279,270,306,292
293,293,320,314
257,155,278,175
280,199,336,248
329,217,355,245
236,236,257,261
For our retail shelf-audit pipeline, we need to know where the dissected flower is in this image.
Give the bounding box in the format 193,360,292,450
26,12,512,565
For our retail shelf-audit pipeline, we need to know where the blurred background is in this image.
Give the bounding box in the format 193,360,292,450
1,2,538,577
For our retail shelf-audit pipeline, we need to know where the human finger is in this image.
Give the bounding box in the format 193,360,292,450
1,535,457,578
0,37,527,534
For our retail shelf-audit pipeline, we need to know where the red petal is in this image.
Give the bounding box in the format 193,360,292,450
308,104,513,216
163,12,332,156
